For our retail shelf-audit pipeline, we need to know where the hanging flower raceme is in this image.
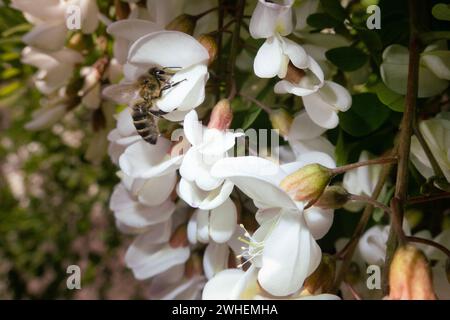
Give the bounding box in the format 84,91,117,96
11,0,99,52
249,0,352,129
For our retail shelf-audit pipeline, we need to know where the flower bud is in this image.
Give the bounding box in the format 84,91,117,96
197,34,218,66
284,62,305,84
388,245,436,300
304,254,336,294
315,185,350,209
166,14,196,35
185,253,203,278
405,208,423,229
269,109,293,138
169,224,189,248
67,33,86,53
208,99,233,130
280,163,333,206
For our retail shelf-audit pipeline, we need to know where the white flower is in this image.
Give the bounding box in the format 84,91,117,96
342,151,386,212
411,112,450,184
24,98,66,131
21,46,83,95
287,110,335,158
104,31,209,119
187,199,237,244
119,137,183,180
210,153,336,296
177,110,241,210
107,108,141,164
203,265,340,300
149,264,206,300
276,78,352,129
12,0,99,51
381,41,450,98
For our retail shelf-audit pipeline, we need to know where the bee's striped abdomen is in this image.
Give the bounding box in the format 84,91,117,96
132,102,159,145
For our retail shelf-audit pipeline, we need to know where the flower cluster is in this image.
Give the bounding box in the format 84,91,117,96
8,0,450,301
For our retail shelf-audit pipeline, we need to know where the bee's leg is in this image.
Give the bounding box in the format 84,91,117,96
162,66,182,74
149,109,168,117
160,79,187,92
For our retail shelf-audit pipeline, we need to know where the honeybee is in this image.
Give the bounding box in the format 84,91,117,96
104,67,185,144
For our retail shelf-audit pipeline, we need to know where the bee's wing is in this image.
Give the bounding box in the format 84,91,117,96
102,82,139,105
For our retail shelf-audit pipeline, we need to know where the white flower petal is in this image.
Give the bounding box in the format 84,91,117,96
128,30,209,69
22,22,67,51
303,207,334,240
289,110,327,140
125,242,190,280
203,243,230,279
119,139,182,178
210,198,237,243
156,64,209,112
258,211,321,296
253,37,283,78
137,171,177,206
249,0,294,38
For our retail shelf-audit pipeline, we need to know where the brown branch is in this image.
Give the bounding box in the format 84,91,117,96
407,236,450,260
407,192,450,205
227,0,245,100
332,157,398,175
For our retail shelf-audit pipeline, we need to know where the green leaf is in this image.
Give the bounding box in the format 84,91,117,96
242,105,262,130
307,13,342,29
320,0,347,21
0,81,21,97
372,82,405,112
373,186,395,222
432,3,450,21
325,47,368,71
339,93,391,137
359,29,382,52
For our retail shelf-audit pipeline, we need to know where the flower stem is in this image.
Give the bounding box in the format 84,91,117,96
332,153,395,291
406,236,450,259
383,0,421,294
332,157,398,175
193,7,219,20
239,93,273,114
227,0,245,100
407,192,450,204
347,194,392,216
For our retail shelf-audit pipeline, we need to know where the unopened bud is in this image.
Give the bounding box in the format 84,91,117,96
269,109,293,138
208,99,233,130
314,185,350,209
405,208,423,229
280,163,333,206
166,14,196,35
185,253,203,278
388,245,436,300
67,33,86,52
169,224,189,248
304,254,336,294
284,62,305,84
197,34,218,66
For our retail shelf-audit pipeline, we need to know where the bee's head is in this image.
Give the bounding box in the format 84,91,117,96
149,67,165,77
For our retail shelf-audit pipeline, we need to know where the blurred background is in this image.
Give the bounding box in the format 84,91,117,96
0,2,149,299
